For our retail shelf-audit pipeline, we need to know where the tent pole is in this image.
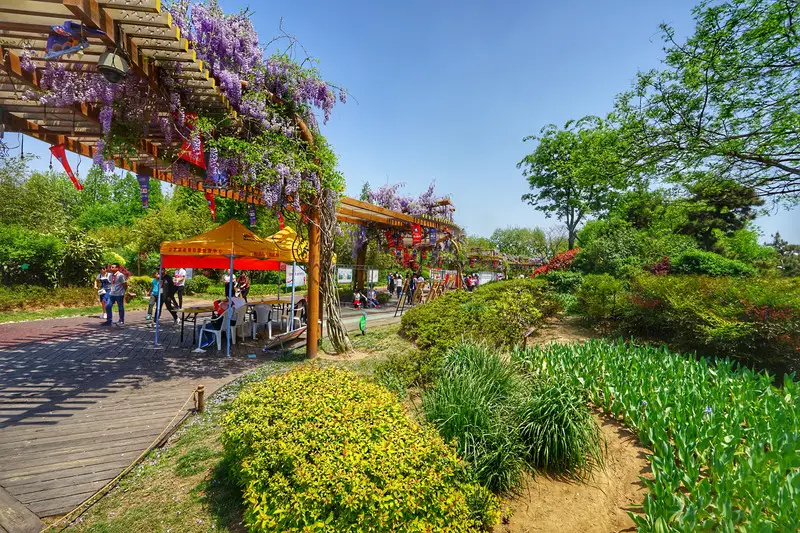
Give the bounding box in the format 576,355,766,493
226,254,233,357
289,261,296,332
154,255,163,345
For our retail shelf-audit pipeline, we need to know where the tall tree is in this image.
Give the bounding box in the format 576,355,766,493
616,0,800,199
489,226,547,257
518,116,634,249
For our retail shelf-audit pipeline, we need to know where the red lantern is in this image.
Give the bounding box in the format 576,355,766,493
204,191,216,221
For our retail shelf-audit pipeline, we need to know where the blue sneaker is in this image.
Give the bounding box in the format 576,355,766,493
100,322,112,326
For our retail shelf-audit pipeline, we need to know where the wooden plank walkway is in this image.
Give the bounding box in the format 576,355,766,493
0,303,400,528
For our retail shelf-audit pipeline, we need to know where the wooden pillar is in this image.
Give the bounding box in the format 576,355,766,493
306,206,321,358
355,243,367,292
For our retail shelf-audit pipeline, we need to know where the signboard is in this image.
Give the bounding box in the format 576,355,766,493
184,268,193,279
286,265,307,287
337,267,353,284
367,269,379,284
478,271,495,286
430,268,443,281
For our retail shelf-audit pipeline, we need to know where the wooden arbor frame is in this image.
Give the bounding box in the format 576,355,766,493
0,0,460,356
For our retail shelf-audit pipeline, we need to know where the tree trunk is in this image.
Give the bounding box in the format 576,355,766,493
320,188,352,353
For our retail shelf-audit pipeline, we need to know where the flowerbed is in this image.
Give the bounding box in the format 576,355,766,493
513,340,800,532
222,366,498,532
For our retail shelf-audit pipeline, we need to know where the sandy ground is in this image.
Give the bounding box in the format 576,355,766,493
494,415,651,533
493,316,651,533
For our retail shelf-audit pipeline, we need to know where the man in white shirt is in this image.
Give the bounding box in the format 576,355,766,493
173,267,187,308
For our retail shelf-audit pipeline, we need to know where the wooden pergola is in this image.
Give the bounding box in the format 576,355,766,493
0,0,461,357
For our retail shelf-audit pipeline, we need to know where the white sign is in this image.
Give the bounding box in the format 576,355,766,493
286,265,306,287
478,271,495,286
184,268,193,279
337,267,353,284
430,268,443,281
367,269,379,283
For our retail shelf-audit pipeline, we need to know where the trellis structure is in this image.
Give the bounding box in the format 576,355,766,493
0,0,461,356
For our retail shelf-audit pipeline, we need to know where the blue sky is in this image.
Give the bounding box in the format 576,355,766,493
19,0,799,241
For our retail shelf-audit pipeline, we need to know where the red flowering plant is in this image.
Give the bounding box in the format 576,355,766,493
649,257,671,275
533,248,580,277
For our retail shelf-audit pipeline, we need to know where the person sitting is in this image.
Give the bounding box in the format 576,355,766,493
366,286,380,308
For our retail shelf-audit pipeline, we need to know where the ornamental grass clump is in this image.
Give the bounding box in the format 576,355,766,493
514,378,605,479
422,341,605,493
223,366,498,532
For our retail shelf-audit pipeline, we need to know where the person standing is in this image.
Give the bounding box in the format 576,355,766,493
237,272,251,302
158,269,179,324
146,270,160,321
102,263,127,326
394,273,403,299
223,269,236,297
94,265,111,319
173,267,187,309
387,273,395,297
406,273,417,305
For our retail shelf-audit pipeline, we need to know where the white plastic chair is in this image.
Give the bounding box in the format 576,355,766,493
281,304,305,332
197,308,232,351
248,304,271,339
232,304,249,342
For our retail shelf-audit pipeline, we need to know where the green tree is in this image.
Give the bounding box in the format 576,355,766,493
465,235,494,251
678,178,764,250
518,116,634,249
489,226,547,257
359,181,372,202
616,0,800,199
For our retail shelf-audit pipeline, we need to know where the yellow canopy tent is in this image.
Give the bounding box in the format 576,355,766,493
155,219,310,354
160,219,306,269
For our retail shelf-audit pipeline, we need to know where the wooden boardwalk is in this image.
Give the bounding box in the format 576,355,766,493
0,304,398,530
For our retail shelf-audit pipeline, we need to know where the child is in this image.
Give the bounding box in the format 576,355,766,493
146,271,160,321
366,285,379,308
352,291,362,309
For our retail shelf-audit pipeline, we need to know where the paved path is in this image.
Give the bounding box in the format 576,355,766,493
0,304,399,529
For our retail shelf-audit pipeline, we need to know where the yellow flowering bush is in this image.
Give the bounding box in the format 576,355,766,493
223,366,499,532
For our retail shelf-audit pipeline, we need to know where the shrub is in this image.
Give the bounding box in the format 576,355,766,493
513,340,800,532
576,274,626,322
672,250,756,277
0,225,64,287
0,285,98,311
542,270,584,293
423,343,526,493
376,291,392,305
223,366,499,532
513,377,604,479
401,278,556,357
183,274,210,295
626,274,800,372
533,248,579,276
126,275,152,299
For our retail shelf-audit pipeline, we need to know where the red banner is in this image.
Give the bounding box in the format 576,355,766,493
49,144,83,190
411,224,422,245
179,113,206,169
204,191,216,221
278,212,285,229
402,248,410,265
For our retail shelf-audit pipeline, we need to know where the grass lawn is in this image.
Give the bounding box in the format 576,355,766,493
55,324,409,533
0,299,149,324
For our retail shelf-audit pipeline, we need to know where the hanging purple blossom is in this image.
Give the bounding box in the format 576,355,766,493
99,105,113,135
93,139,105,166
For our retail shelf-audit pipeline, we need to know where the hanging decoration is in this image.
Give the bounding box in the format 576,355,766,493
248,205,257,227
49,144,83,190
393,232,402,249
45,21,105,59
204,190,216,220
136,174,150,208
411,224,422,245
277,212,285,229
179,113,206,169
385,231,396,249
429,227,437,245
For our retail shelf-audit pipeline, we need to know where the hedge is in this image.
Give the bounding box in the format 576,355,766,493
222,367,498,532
626,274,800,372
400,278,558,355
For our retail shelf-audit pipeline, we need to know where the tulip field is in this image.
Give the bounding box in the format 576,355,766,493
513,340,799,532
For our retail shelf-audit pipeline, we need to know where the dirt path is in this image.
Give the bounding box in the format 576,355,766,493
496,316,651,533
495,416,650,533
